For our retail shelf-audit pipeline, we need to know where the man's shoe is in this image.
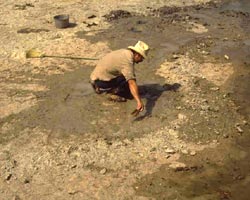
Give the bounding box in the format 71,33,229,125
107,94,127,102
91,83,101,94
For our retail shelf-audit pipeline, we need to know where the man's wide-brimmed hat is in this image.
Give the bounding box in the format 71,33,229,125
128,41,149,58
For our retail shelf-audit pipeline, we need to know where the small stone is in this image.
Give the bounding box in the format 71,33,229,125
165,155,171,159
24,178,30,184
172,54,179,59
68,189,78,195
71,165,77,169
178,113,187,120
201,50,209,55
223,94,228,98
139,153,144,157
181,149,189,154
176,106,182,110
169,162,186,170
223,134,229,138
224,55,229,60
88,15,97,19
100,168,107,175
86,22,98,27
243,120,248,125
5,173,12,181
165,148,176,154
210,87,220,91
190,151,197,156
150,147,157,152
236,126,243,133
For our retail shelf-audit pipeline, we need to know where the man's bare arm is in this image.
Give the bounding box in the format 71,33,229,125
128,79,144,111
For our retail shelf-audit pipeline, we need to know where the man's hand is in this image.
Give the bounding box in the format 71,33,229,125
131,102,144,117
128,79,144,114
137,101,144,112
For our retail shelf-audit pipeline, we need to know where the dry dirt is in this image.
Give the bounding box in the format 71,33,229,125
0,0,250,199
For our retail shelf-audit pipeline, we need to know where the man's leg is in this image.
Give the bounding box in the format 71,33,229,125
91,76,129,102
91,79,115,94
92,76,127,93
112,76,132,99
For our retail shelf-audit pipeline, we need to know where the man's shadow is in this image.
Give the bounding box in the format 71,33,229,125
134,83,181,121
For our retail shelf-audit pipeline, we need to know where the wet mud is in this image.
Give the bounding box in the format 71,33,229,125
132,1,250,199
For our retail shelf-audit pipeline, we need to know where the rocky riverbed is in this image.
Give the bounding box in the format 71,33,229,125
0,0,250,199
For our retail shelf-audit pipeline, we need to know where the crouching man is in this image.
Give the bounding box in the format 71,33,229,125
90,41,149,113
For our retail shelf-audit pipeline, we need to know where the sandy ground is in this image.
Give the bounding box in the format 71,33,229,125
0,0,250,199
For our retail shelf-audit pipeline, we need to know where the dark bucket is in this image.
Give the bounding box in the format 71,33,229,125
54,15,69,29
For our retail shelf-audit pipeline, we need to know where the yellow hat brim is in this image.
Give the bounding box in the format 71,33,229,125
128,46,147,59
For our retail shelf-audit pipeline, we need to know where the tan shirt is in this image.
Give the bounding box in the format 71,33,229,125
90,49,135,82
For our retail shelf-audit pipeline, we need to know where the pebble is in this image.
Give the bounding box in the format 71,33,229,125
178,113,187,120
201,50,209,55
190,151,197,156
71,165,77,169
165,148,176,154
24,178,30,184
68,189,79,195
139,153,144,157
172,54,179,59
169,162,186,169
176,106,182,110
5,173,12,181
181,149,189,154
88,15,97,19
224,55,230,60
210,87,220,91
100,168,107,175
236,126,243,133
223,94,228,98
